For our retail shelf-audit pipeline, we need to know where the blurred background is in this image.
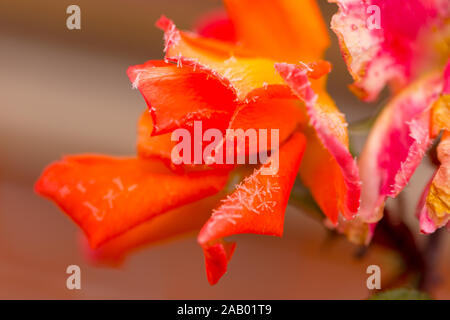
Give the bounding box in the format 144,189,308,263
0,0,449,299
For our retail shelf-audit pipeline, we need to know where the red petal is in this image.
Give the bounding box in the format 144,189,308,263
202,240,236,285
330,216,377,245
306,60,332,79
228,98,305,155
35,155,229,248
193,9,237,43
127,60,237,135
198,132,306,284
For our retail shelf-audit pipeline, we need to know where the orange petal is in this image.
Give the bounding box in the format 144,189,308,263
276,63,361,224
198,132,306,284
138,98,304,169
223,0,330,62
127,60,237,135
137,110,175,164
82,193,223,265
35,155,229,248
138,110,233,170
157,16,289,101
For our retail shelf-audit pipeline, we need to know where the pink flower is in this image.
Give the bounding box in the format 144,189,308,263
330,0,449,241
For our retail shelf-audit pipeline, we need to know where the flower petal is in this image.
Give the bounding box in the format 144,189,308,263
157,16,290,101
127,60,237,135
82,193,222,265
228,98,305,155
223,0,330,62
193,9,237,43
330,0,450,101
431,61,450,137
419,132,450,232
275,63,361,224
137,110,175,165
198,132,306,284
359,71,444,223
202,240,236,285
431,94,450,137
35,155,229,248
417,172,440,234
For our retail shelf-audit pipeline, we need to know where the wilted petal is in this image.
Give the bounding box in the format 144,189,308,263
431,95,450,137
431,61,450,137
419,133,450,233
228,98,305,155
328,216,377,245
417,172,439,234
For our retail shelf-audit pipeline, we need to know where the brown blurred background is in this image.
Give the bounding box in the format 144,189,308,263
0,0,449,299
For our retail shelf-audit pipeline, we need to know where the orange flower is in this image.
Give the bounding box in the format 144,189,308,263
36,0,360,284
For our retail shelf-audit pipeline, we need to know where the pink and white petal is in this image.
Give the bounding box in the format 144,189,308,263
359,71,444,223
330,0,450,101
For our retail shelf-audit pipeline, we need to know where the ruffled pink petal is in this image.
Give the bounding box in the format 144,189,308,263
359,70,445,223
330,0,450,101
